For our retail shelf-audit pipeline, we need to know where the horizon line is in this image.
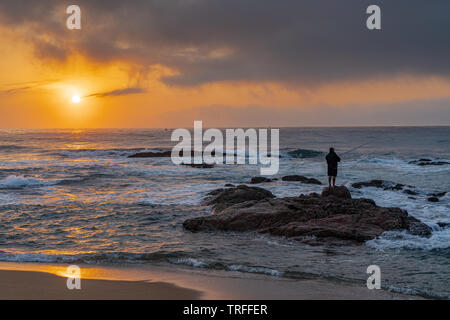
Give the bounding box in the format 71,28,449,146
0,125,449,130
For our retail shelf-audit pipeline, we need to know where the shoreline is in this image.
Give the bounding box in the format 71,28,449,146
0,262,425,300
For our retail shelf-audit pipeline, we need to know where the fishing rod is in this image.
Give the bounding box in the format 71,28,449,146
337,141,371,184
340,142,371,156
331,140,374,185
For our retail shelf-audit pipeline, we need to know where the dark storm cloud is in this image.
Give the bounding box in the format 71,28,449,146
86,87,146,98
0,0,449,86
158,98,450,127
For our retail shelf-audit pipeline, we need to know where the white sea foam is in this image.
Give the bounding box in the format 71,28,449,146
227,265,284,276
366,229,450,250
387,285,450,299
169,258,208,268
0,253,68,263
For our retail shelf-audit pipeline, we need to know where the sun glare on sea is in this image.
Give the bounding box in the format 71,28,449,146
72,95,81,104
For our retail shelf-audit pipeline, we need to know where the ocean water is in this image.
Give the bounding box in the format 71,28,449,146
0,127,449,298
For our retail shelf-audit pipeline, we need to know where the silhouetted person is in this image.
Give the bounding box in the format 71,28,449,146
326,147,341,188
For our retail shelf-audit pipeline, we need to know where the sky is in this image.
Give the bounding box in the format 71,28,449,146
0,0,449,128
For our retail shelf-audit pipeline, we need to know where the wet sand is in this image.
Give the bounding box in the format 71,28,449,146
0,262,424,300
0,270,201,300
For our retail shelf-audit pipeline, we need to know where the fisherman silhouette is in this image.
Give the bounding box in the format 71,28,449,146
326,147,341,188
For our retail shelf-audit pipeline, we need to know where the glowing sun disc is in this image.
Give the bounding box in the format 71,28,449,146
72,95,81,103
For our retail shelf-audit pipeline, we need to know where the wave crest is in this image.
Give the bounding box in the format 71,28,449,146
286,149,323,158
0,175,57,189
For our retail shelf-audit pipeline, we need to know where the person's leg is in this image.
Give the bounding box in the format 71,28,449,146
332,176,336,187
328,176,332,188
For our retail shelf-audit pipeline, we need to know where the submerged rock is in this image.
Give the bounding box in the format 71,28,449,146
437,222,450,228
184,186,432,243
321,186,352,199
403,189,419,196
182,163,215,169
128,151,172,158
352,180,405,191
250,176,274,184
430,191,447,198
427,197,439,203
282,175,322,185
409,159,450,166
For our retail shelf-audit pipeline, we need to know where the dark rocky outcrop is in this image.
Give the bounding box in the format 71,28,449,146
437,222,450,228
430,191,447,198
182,163,215,169
427,197,439,203
352,180,447,202
409,159,450,166
128,151,172,158
184,186,432,243
282,175,322,185
202,185,275,213
321,186,352,199
224,184,235,187
352,180,406,191
403,189,419,196
250,176,274,184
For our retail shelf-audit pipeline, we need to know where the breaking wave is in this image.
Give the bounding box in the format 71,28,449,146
0,251,283,277
0,175,58,189
286,149,323,158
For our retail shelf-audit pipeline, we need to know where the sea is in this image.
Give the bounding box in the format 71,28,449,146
0,127,448,298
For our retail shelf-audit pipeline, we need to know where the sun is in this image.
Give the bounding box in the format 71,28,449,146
72,95,81,103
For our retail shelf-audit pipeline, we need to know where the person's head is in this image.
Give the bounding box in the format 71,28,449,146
329,147,335,153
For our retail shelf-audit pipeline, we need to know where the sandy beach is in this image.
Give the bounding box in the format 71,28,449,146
0,262,424,300
0,269,200,300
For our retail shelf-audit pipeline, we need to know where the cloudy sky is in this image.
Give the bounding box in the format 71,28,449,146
0,0,449,128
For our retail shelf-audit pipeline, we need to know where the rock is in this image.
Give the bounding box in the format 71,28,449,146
250,176,274,184
224,184,235,187
409,159,450,166
182,163,214,169
408,221,434,237
352,180,385,189
321,186,352,199
427,197,439,202
419,161,449,166
437,222,450,228
128,150,213,158
282,175,322,185
352,180,384,189
352,180,405,191
128,151,172,158
403,189,419,196
184,190,431,242
431,191,447,198
203,185,275,213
